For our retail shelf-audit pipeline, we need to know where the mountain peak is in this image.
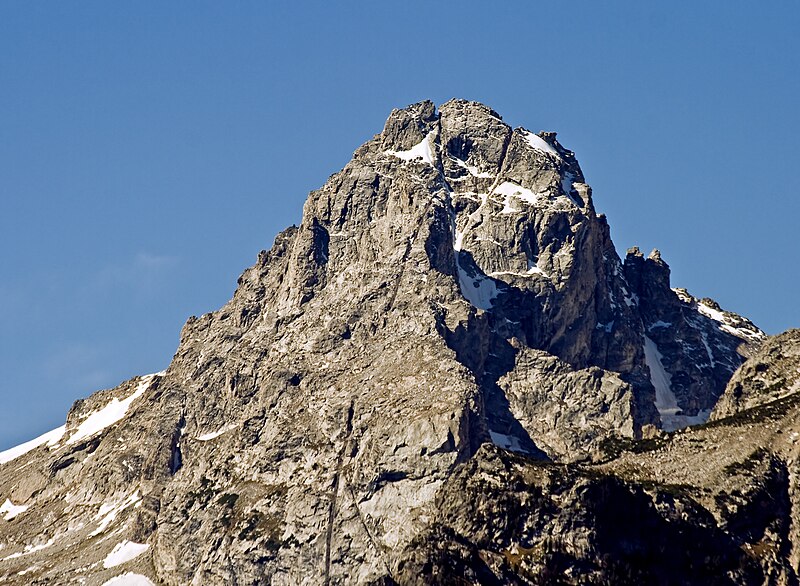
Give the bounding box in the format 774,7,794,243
0,100,787,586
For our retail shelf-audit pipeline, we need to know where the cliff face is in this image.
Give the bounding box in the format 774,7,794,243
1,100,789,586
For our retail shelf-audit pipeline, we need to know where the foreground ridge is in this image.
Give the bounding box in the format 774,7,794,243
2,100,795,586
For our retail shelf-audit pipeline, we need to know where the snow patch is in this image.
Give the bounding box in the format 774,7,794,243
697,303,725,322
560,172,581,206
196,424,237,442
451,156,493,178
455,258,499,310
454,229,465,252
720,323,763,340
493,181,542,205
0,499,28,520
488,268,545,279
101,573,156,586
523,131,559,156
621,289,639,307
697,301,766,341
499,196,520,214
699,331,716,368
643,336,710,431
684,409,712,427
488,257,548,280
672,288,693,303
17,566,37,576
65,374,159,446
489,431,524,452
90,491,142,536
643,336,681,431
0,536,56,561
528,257,548,276
647,321,672,330
103,541,150,569
385,132,435,165
451,205,499,310
0,426,65,465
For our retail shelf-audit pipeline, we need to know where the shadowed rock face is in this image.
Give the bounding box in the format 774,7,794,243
623,247,766,428
0,100,784,586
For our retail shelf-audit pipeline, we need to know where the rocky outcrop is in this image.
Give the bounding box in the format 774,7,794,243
0,100,781,585
712,329,800,420
624,247,765,429
394,446,766,585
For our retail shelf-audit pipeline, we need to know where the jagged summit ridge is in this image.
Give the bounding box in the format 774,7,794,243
0,99,777,586
376,99,591,309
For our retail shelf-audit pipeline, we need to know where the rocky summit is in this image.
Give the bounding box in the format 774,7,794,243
0,100,796,585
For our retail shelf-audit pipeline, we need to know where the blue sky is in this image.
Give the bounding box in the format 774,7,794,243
2,1,798,449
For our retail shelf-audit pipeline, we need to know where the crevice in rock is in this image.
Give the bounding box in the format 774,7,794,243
324,399,356,586
168,415,185,475
344,481,395,581
440,311,548,461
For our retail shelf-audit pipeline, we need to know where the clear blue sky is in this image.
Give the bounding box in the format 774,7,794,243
2,1,798,450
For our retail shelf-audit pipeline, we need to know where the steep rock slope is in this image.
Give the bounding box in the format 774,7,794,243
713,329,800,419
623,248,766,429
0,100,772,585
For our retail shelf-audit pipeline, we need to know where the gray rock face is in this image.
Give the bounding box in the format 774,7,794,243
0,100,780,585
